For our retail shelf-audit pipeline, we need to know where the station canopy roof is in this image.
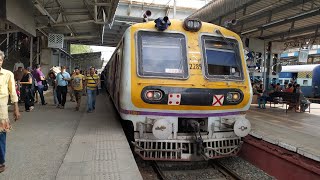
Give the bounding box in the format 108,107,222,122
189,0,320,45
30,0,212,46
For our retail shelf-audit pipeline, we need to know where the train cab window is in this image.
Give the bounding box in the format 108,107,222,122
137,31,188,78
303,80,308,85
201,35,243,80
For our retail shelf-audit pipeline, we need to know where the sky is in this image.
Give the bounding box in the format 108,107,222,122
90,46,116,69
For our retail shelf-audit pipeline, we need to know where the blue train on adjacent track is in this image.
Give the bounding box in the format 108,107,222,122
278,64,320,97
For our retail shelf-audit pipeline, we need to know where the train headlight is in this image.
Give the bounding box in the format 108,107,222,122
145,90,163,101
153,91,162,99
183,18,202,32
227,92,241,102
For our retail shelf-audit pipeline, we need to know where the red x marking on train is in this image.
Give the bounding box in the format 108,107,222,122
212,95,224,106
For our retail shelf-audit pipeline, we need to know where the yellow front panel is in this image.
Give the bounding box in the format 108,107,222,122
130,20,250,110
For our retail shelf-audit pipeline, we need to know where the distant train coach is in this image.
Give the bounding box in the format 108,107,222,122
104,17,252,161
279,64,320,97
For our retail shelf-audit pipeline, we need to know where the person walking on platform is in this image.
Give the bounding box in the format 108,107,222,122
68,70,76,102
20,68,35,112
0,50,21,173
71,67,85,111
14,66,24,102
85,67,100,113
32,64,47,105
56,66,71,109
48,72,58,106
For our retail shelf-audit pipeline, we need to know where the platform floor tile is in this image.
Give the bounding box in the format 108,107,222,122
56,96,142,180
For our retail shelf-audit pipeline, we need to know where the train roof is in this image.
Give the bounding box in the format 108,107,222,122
281,64,320,72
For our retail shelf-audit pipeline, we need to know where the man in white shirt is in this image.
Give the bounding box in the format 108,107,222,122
56,66,71,109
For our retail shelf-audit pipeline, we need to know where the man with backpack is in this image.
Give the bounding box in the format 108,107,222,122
56,66,71,109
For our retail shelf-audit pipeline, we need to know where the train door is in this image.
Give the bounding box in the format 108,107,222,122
113,40,123,109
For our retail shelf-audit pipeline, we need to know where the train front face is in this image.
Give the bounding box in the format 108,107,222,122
126,19,252,161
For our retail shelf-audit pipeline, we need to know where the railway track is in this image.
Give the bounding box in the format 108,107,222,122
152,160,245,180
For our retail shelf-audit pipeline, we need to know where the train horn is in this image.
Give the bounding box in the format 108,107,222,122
143,10,152,22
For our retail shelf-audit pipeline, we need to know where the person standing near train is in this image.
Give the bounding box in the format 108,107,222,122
85,67,99,113
0,50,21,173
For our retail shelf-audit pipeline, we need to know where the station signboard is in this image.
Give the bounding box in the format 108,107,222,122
299,49,309,63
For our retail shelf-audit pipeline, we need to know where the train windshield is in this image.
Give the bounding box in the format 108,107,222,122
137,31,188,79
201,35,243,80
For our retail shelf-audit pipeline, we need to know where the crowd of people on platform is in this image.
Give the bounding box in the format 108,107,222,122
14,65,102,113
0,49,105,173
252,80,310,112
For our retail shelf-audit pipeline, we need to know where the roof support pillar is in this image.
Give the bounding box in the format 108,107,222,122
29,36,33,67
173,0,176,18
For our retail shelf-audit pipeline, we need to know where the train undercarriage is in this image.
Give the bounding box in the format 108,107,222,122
128,115,250,161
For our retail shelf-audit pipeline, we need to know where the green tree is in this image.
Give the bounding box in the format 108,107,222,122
70,44,92,54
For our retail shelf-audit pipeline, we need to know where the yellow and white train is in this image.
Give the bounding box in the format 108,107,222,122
104,17,252,161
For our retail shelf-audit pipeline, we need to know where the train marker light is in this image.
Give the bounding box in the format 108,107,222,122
145,90,163,101
183,18,202,32
153,91,162,99
146,91,154,99
154,16,171,31
226,92,241,102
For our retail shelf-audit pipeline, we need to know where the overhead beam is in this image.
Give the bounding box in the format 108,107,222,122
116,1,192,20
94,2,111,6
0,29,20,35
34,0,56,23
188,0,258,22
261,24,320,40
210,0,262,23
64,35,99,40
36,19,96,29
54,0,76,35
237,0,313,26
241,8,320,35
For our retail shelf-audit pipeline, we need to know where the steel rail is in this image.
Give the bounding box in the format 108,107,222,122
152,161,166,180
212,160,245,180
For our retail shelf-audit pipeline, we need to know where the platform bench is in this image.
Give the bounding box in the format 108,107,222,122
269,92,301,113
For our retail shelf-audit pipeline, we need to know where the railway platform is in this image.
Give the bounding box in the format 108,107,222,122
0,93,142,180
246,103,320,162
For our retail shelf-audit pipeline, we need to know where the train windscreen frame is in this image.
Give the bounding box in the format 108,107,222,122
137,31,188,79
201,35,244,81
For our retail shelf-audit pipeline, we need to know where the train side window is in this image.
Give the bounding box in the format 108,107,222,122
201,35,243,80
279,80,283,85
284,80,289,84
137,31,188,79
